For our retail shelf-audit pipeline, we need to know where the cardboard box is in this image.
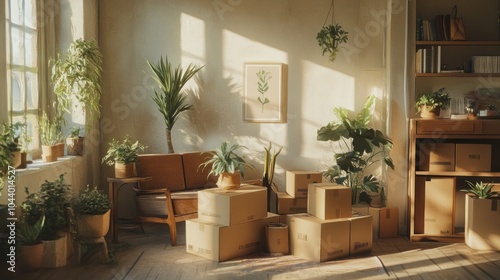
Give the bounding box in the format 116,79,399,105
275,191,307,214
424,177,455,235
186,213,279,262
368,207,398,239
198,185,267,226
465,194,500,250
287,214,350,262
349,215,372,255
455,144,492,172
286,171,323,198
308,183,351,220
418,142,455,171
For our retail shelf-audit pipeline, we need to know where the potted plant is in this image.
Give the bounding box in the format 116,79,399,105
462,180,500,250
316,23,349,62
0,122,24,168
38,111,59,162
23,174,71,267
102,135,146,178
51,39,103,132
70,186,110,238
17,216,45,271
316,95,395,205
66,126,84,156
262,143,282,211
200,142,254,190
415,87,451,119
146,56,204,153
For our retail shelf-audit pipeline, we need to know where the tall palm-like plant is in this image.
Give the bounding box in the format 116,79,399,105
147,56,204,153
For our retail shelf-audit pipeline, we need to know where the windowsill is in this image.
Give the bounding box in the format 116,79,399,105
15,156,85,176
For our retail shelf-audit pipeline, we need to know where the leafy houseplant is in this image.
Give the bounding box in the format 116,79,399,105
317,95,395,205
0,122,22,190
316,23,349,62
51,39,103,131
200,142,255,190
39,111,61,162
102,135,146,178
146,56,204,153
415,87,451,118
70,186,111,238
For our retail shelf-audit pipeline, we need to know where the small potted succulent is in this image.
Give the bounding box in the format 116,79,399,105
102,135,146,178
200,142,254,190
17,216,46,271
415,87,451,119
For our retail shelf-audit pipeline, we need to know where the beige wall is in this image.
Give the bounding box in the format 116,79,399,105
97,0,409,230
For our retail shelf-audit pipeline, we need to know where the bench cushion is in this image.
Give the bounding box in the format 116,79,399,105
136,190,199,217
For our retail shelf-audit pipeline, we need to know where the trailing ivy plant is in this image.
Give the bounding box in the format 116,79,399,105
146,56,204,153
51,39,103,131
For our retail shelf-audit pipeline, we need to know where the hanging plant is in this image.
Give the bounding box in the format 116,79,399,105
316,0,349,62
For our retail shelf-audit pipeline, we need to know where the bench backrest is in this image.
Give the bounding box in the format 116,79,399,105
137,154,186,191
181,151,217,190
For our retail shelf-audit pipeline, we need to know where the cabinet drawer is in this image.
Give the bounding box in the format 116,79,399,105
481,120,500,135
416,120,481,135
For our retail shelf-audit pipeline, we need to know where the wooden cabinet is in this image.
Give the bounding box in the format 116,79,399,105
408,119,500,242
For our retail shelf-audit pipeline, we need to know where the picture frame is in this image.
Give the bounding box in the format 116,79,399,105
243,62,288,123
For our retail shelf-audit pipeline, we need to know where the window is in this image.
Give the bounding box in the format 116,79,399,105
5,0,39,154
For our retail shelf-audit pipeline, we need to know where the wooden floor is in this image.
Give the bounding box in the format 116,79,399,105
3,222,500,280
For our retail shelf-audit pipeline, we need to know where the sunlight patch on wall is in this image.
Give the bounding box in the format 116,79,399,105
221,29,288,78
181,13,206,65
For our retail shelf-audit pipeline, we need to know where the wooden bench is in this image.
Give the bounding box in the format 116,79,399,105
134,152,216,246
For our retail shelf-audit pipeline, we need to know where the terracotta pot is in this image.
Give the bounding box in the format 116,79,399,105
115,162,135,178
217,171,241,190
11,151,27,168
55,142,65,158
76,209,110,238
420,105,441,119
41,145,58,162
19,242,45,271
66,137,84,156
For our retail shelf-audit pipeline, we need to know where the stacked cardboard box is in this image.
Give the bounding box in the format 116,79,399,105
270,171,322,215
419,143,491,172
186,185,279,262
288,183,373,262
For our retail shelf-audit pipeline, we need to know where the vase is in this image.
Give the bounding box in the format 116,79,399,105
217,171,241,190
265,223,289,254
115,162,135,178
420,105,441,119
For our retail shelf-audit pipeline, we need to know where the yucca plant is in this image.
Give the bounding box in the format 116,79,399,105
147,56,204,153
461,180,498,199
200,142,254,178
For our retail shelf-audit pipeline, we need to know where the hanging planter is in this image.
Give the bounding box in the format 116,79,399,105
316,0,349,62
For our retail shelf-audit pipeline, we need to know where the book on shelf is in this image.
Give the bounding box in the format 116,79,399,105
416,14,451,41
415,46,441,73
470,56,500,74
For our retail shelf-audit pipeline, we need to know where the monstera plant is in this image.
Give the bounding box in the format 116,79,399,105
317,95,395,205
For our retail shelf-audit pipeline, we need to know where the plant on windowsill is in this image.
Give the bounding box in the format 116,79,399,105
146,56,204,153
102,135,147,178
461,180,500,251
38,111,60,162
51,39,103,132
66,126,84,156
415,87,451,119
200,142,255,190
316,95,395,206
